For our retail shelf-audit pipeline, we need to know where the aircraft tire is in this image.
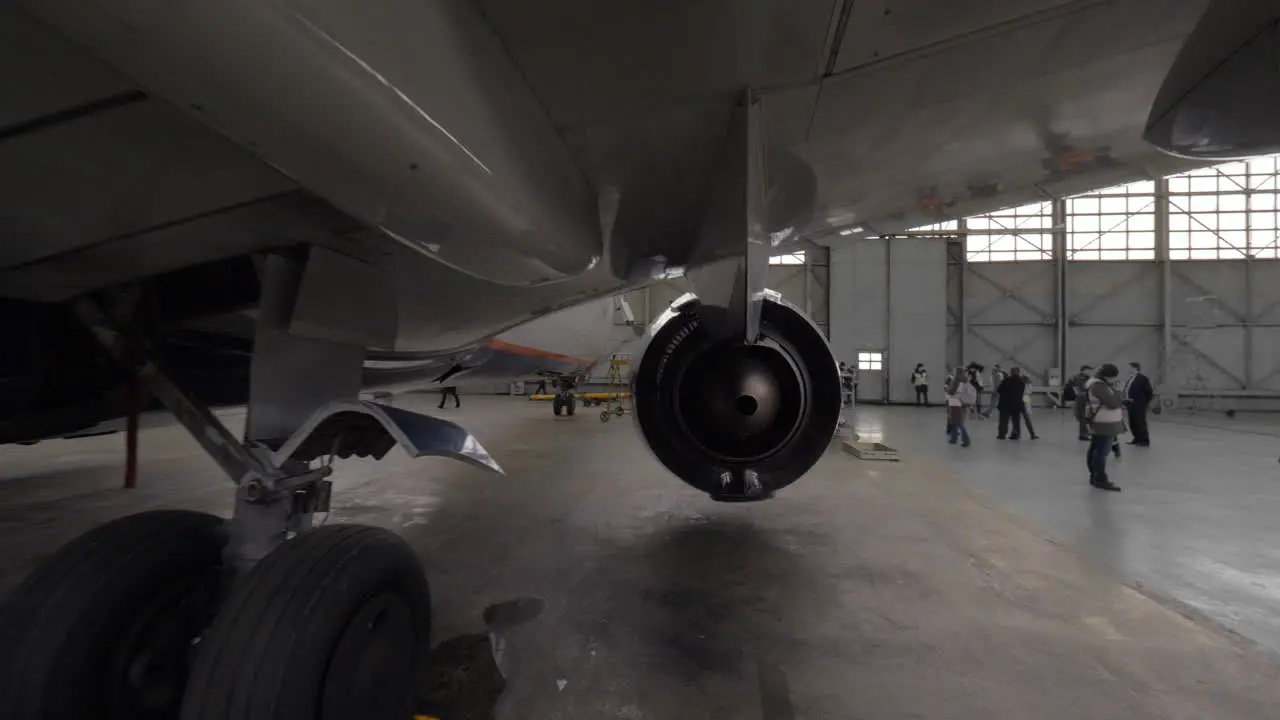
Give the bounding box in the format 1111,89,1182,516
553,395,564,416
182,525,430,720
600,410,610,422
566,394,576,416
0,510,227,720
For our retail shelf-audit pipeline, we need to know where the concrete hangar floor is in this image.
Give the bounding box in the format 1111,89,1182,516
1,394,1278,719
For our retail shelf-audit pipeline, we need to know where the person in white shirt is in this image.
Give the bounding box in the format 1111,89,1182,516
946,367,976,447
839,362,856,408
911,364,929,406
1018,373,1039,440
986,364,1007,418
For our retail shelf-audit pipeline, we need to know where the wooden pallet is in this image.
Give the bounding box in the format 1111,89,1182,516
841,438,900,461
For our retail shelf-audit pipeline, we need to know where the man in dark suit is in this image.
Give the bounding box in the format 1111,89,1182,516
1123,361,1155,446
995,368,1027,440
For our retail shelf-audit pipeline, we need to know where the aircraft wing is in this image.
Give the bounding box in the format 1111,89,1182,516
477,0,1215,248
790,0,1218,239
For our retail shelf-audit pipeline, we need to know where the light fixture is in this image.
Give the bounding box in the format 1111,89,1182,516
839,225,865,236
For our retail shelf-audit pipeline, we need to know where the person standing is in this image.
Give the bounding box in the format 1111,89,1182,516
946,367,975,447
1069,365,1094,440
1124,362,1154,446
966,363,986,418
985,364,1007,418
438,385,461,409
839,362,856,408
1018,373,1039,440
944,368,955,436
912,364,929,406
995,367,1027,439
531,377,548,396
1084,364,1125,491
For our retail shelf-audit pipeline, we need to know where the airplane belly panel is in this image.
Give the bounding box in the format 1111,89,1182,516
493,297,622,367
21,0,602,286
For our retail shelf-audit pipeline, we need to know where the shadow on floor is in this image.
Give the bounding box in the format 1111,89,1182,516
417,598,545,720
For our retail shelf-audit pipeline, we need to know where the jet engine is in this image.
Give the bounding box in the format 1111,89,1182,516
632,293,841,501
1145,0,1280,159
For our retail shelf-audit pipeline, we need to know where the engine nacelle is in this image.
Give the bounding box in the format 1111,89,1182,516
633,294,840,501
1145,0,1280,159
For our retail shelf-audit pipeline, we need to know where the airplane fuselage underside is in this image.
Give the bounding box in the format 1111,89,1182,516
1,1,1274,717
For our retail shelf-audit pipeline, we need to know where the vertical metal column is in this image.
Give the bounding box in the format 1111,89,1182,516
803,249,813,317
884,236,893,402
1244,255,1254,388
1244,167,1254,389
957,219,968,365
1156,177,1172,386
1052,198,1068,373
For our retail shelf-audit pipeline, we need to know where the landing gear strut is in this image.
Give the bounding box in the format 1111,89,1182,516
0,292,502,720
551,374,578,417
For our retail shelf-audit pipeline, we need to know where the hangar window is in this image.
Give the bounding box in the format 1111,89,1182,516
857,351,883,371
1068,180,1156,261
965,201,1052,262
1168,155,1280,260
770,251,806,265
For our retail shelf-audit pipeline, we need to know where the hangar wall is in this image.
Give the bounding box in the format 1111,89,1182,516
829,238,948,403
832,157,1280,411
953,158,1280,412
951,248,1280,411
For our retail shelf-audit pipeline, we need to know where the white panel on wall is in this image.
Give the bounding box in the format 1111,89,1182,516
829,241,889,372
850,239,889,353
888,238,947,402
828,244,858,366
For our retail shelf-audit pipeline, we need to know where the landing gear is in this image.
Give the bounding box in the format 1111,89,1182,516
552,391,576,417
0,288,503,719
0,510,226,720
182,526,430,720
551,375,577,417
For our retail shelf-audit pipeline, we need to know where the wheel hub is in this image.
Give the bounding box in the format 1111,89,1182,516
321,593,416,719
111,577,217,720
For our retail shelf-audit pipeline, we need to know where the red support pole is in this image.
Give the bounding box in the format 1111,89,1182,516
124,372,140,490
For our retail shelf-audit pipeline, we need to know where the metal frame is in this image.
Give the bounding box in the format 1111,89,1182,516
1167,156,1280,260
963,201,1054,263
74,291,503,572
1066,180,1157,261
928,154,1280,400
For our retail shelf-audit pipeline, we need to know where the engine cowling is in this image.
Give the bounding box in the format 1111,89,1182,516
633,294,841,501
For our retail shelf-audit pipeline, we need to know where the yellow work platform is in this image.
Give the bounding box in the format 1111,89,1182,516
528,392,631,401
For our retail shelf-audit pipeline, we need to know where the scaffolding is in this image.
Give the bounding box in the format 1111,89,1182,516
599,353,632,422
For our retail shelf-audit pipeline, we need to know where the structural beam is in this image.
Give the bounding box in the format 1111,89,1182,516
1244,250,1254,389
1156,177,1172,387
1052,197,1067,373
958,219,968,365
